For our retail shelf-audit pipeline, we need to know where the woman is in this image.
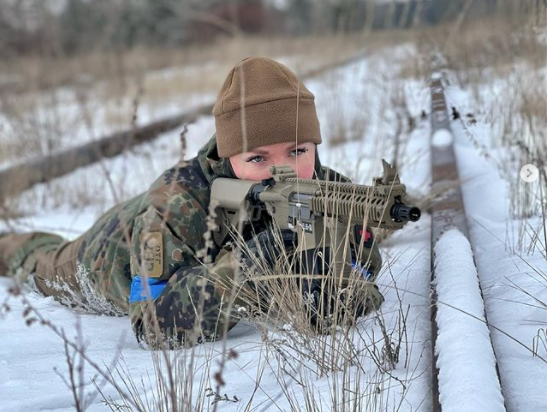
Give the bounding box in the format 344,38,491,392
0,57,383,348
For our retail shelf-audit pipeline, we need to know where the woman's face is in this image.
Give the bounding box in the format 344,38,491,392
229,142,316,181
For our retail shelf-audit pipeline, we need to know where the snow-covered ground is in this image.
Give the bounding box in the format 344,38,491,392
1,43,546,412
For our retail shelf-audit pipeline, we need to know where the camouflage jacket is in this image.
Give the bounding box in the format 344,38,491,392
73,136,383,348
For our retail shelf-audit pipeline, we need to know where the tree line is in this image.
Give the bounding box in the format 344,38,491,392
0,0,534,57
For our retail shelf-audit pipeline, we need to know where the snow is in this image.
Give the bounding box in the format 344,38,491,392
431,129,453,148
434,228,505,412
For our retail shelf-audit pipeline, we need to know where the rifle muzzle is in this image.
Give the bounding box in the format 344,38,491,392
390,203,421,222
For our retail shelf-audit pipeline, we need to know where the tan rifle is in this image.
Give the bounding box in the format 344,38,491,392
211,159,420,279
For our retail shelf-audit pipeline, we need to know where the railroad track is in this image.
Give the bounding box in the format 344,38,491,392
429,76,507,411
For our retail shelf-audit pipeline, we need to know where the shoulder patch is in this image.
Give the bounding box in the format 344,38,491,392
140,232,163,278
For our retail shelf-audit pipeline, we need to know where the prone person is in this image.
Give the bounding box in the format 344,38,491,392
0,57,388,348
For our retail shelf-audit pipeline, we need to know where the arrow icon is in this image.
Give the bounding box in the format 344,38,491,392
520,164,539,183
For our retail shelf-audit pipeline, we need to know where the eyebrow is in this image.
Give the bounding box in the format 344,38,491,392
247,143,299,156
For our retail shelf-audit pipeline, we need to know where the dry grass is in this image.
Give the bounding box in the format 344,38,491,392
0,33,403,98
399,8,546,80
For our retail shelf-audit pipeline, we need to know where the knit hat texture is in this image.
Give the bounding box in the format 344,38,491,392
213,57,322,158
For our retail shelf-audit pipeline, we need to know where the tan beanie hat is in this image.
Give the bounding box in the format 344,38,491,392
213,57,322,158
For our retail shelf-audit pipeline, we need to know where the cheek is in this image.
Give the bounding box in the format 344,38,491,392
294,162,315,179
291,153,315,179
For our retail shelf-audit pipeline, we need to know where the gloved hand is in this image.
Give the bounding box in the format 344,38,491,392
236,228,296,314
239,229,296,273
293,247,334,328
302,279,385,330
294,247,384,329
237,232,384,328
351,284,384,318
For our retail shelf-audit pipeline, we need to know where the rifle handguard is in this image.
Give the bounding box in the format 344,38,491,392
210,159,421,250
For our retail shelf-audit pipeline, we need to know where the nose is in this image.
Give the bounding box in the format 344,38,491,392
270,153,294,167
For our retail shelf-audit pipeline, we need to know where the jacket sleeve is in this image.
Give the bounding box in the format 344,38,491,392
128,201,245,349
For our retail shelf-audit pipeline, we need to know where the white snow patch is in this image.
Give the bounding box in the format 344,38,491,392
434,228,505,412
431,72,443,81
432,129,453,148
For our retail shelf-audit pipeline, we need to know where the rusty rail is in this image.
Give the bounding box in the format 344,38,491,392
429,75,506,411
0,106,210,202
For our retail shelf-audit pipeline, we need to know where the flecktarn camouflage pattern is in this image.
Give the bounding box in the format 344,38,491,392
0,136,384,348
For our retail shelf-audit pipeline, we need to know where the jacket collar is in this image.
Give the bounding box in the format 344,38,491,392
197,135,237,183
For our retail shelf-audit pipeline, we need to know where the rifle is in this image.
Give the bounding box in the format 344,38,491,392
210,159,420,279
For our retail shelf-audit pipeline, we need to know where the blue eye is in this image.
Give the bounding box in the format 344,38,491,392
290,147,308,157
246,155,265,163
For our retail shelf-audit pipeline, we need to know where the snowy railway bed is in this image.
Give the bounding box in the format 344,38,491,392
428,72,547,412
